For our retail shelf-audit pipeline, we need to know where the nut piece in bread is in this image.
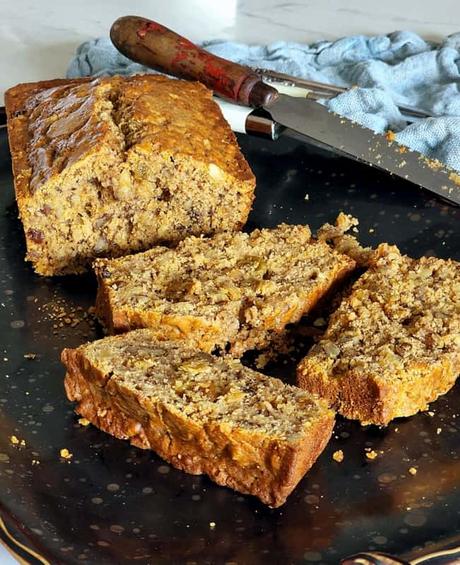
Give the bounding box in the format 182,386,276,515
61,330,335,507
93,224,356,355
5,75,255,275
297,244,460,426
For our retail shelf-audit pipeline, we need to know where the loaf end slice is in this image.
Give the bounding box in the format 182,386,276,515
94,224,356,354
297,245,460,426
5,74,255,275
62,330,335,507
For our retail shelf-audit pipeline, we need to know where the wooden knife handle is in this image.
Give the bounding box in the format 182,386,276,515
110,15,279,108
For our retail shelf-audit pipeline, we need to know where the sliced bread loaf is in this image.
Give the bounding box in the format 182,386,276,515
297,244,460,426
62,330,335,507
94,224,356,355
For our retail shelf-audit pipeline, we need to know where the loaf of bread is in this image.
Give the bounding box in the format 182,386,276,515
297,244,460,426
62,330,335,507
93,224,356,355
5,75,255,275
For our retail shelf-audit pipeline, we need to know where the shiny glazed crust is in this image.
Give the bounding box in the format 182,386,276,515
5,75,255,275
5,78,89,198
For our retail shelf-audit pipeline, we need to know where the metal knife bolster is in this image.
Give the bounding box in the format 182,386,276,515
215,99,279,139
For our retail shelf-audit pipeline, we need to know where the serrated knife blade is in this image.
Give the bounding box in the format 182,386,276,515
265,94,460,205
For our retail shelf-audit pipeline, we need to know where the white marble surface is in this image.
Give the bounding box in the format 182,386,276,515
0,1,459,562
1,0,460,104
0,548,17,565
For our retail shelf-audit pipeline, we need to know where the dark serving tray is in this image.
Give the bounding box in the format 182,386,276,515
0,127,459,565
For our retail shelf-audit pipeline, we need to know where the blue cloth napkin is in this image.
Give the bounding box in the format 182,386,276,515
67,32,460,171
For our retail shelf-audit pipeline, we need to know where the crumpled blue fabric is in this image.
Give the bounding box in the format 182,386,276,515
67,32,460,171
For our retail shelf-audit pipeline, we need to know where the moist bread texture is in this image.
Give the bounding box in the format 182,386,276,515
62,330,335,507
317,212,374,267
297,244,460,426
5,75,255,275
93,224,356,355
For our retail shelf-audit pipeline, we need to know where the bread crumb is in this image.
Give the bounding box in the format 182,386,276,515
60,448,72,460
385,130,396,142
23,353,37,360
209,522,216,529
255,353,270,370
436,427,442,434
449,172,460,186
316,213,374,267
10,435,25,447
32,459,40,466
332,450,344,463
408,467,417,475
304,193,309,201
78,418,90,427
366,450,378,460
428,411,435,417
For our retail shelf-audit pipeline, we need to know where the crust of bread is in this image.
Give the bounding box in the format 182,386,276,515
296,246,460,426
5,78,92,203
5,75,255,275
62,344,334,507
297,356,458,426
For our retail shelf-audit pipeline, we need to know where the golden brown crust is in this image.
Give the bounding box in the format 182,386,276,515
5,75,254,198
297,359,458,425
297,245,460,426
61,333,335,507
115,75,254,182
5,75,255,275
5,78,92,202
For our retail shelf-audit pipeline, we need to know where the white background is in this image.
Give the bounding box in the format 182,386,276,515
1,0,460,103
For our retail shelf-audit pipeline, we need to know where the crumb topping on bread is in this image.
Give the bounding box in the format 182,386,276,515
94,224,356,354
317,212,374,267
298,244,460,425
62,330,335,506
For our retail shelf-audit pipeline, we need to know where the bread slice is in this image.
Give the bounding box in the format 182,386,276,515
5,75,255,275
93,224,356,355
297,244,460,426
61,330,335,507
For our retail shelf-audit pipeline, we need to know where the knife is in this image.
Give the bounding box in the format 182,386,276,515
254,68,431,122
109,15,460,206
